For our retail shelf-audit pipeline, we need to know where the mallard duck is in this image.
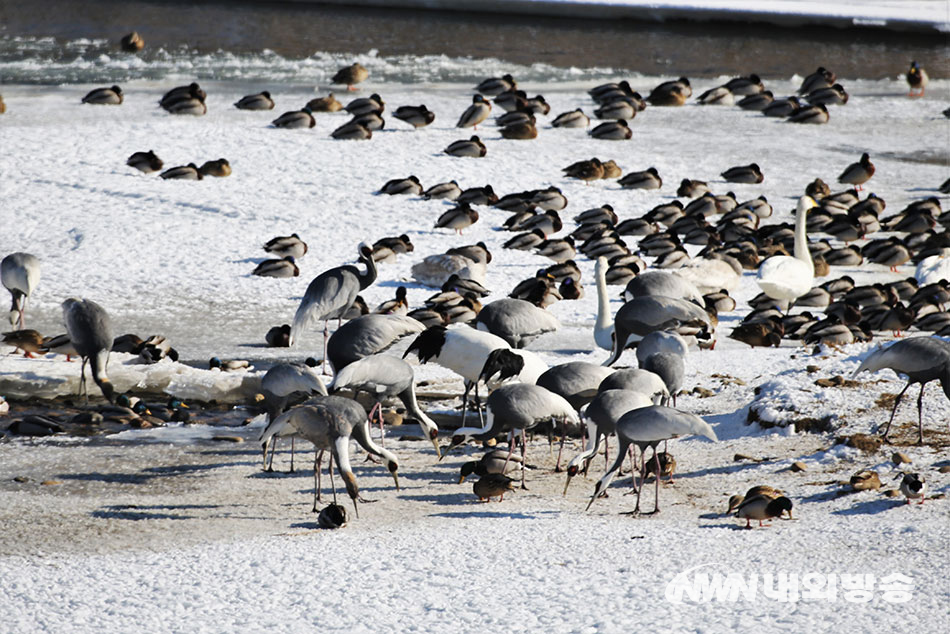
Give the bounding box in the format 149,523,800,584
393,104,434,128
82,85,123,105
807,83,849,105
317,503,348,529
234,91,274,110
198,159,231,178
563,158,604,181
435,203,479,234
601,160,622,179
697,85,734,106
379,175,422,196
372,234,414,263
763,96,802,118
788,103,829,124
40,334,77,360
838,153,874,190
344,94,384,116
736,495,793,528
726,485,783,514
159,83,206,111
899,472,926,504
728,321,782,348
641,451,676,481
331,121,372,140
252,255,299,278
456,94,491,129
306,93,343,112
725,74,764,95
798,67,836,94
265,324,291,347
646,77,691,106
721,163,764,184
906,61,928,97
536,237,576,263
164,94,206,115
738,90,774,111
350,112,384,131
331,62,369,90
850,470,882,491
618,167,661,190
459,449,523,483
272,107,315,129
501,121,537,140
473,473,517,502
159,164,202,181
677,179,709,198
0,95,6,114
126,150,163,173
374,287,409,315
264,233,307,259
552,108,589,128
476,73,516,96
2,329,43,357
589,119,632,140
594,99,637,119
120,31,144,52
209,357,250,372
446,242,492,265
493,89,527,113
444,135,486,157
423,180,461,201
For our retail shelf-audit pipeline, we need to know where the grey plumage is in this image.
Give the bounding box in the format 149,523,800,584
603,296,712,366
62,298,115,403
474,298,559,348
326,314,424,373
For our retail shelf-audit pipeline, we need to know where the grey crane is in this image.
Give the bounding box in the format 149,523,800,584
258,362,328,471
564,389,653,494
587,405,716,514
641,352,685,406
635,331,690,367
1,252,41,329
603,296,712,366
62,298,115,403
327,314,424,373
852,336,950,444
474,297,559,348
290,243,378,370
446,382,578,489
328,354,441,457
275,396,400,516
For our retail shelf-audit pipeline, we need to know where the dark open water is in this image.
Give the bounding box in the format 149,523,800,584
0,0,946,84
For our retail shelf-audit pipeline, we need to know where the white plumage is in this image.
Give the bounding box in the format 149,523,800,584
914,249,950,285
1,252,41,329
756,196,817,303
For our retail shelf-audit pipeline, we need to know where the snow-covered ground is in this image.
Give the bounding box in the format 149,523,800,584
1,43,949,631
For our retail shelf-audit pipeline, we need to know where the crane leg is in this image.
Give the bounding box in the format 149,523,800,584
328,452,338,506
520,428,528,490
290,437,295,473
916,384,925,445
652,448,661,514
554,417,566,472
312,450,321,513
316,450,323,503
321,321,330,375
459,380,473,427
502,430,515,474
881,381,911,442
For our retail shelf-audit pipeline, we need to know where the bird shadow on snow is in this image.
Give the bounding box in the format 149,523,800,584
830,497,906,516
91,503,221,521
428,509,539,520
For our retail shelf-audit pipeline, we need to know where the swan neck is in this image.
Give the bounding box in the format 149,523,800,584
595,261,611,331
793,206,812,271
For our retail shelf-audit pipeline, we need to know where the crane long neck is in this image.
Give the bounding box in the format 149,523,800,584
90,349,114,403
456,407,495,439
359,253,378,290
399,386,437,433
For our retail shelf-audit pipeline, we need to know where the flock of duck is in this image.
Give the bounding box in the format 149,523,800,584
1,47,944,527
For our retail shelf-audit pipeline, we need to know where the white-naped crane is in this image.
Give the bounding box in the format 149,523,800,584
586,405,716,515
563,389,653,495
445,382,578,489
326,314,424,373
62,298,115,403
258,361,328,471
275,396,400,517
290,243,378,371
328,354,441,457
1,252,41,329
852,336,950,444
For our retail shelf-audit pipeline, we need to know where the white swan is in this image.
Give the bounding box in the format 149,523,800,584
915,248,950,285
673,254,742,294
594,257,614,350
756,196,817,305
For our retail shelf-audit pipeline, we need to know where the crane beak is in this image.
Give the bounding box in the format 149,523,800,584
429,435,442,460
585,495,597,512
563,473,574,496
391,472,400,491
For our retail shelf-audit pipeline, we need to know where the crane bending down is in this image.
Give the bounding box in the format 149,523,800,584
445,383,578,489
1,252,41,329
328,354,442,457
274,396,401,516
852,336,950,444
290,244,378,371
62,298,115,403
586,405,716,515
258,362,328,471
